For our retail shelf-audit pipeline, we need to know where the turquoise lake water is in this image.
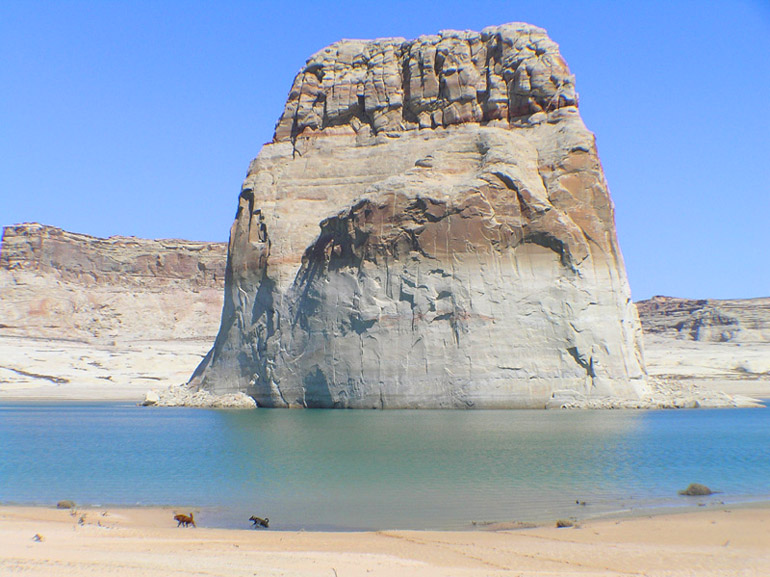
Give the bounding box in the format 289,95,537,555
1,402,768,530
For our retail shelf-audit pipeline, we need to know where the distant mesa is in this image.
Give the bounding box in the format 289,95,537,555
188,23,650,408
0,222,227,346
0,223,226,287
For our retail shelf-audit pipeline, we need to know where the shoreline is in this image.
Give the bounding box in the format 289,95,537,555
1,390,766,409
3,503,768,576
4,497,770,530
5,497,770,532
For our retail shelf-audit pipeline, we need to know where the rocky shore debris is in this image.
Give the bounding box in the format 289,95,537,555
545,377,763,409
143,376,761,410
56,500,76,509
679,483,714,496
141,390,160,406
556,519,576,528
141,385,256,408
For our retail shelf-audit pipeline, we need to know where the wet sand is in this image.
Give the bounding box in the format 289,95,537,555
2,504,768,576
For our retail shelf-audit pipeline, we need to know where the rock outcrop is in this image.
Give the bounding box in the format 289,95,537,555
0,223,227,342
141,387,256,408
190,23,649,408
2,223,763,406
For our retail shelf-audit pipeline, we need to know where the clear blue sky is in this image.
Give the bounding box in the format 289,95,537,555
1,1,768,300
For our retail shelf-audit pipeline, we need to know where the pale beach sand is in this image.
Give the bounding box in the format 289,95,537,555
2,504,768,576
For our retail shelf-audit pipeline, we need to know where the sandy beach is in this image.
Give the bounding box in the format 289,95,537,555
2,504,768,576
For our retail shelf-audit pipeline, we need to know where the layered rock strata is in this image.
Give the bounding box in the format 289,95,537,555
636,296,770,395
191,23,650,408
1,223,226,288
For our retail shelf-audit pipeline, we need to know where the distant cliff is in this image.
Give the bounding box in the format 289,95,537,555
1,223,226,287
0,223,226,343
636,296,770,396
636,295,770,344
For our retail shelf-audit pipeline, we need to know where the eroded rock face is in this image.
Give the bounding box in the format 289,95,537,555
273,23,577,141
191,23,649,408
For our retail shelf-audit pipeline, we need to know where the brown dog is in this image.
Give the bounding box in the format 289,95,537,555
174,512,196,527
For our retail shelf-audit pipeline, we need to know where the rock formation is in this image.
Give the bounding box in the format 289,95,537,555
190,23,650,408
0,223,227,343
1,224,763,407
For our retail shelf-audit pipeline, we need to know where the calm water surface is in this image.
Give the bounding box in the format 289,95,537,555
1,402,768,530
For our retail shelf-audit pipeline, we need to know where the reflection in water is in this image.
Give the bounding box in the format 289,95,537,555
0,403,767,530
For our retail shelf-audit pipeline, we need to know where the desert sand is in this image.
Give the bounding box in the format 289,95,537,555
1,504,768,576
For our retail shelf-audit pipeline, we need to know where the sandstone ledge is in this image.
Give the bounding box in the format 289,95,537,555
1,223,226,288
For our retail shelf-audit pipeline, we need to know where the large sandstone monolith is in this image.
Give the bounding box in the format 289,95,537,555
189,23,649,408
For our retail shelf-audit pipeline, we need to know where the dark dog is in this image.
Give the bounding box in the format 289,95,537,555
174,512,196,527
249,515,269,528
